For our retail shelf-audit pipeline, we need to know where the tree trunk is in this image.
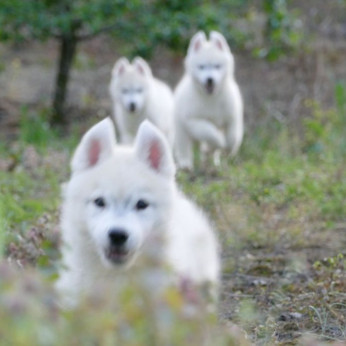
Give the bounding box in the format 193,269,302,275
51,34,78,125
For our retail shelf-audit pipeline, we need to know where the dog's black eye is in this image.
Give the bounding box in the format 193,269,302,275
94,197,106,208
136,199,149,210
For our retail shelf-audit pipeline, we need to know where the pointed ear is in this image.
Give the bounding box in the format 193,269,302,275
112,57,129,77
188,31,207,54
71,118,116,173
133,57,152,77
210,31,230,52
134,120,175,178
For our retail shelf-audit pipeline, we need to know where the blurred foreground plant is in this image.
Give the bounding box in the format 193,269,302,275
0,260,251,345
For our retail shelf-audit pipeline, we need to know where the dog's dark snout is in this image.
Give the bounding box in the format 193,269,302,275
129,102,136,112
109,229,128,246
206,77,214,86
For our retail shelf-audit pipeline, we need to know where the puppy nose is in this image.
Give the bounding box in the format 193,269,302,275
108,229,128,246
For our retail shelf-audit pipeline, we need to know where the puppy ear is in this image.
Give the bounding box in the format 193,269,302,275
134,120,175,178
133,57,152,77
112,57,129,76
210,31,230,52
188,31,207,54
71,118,116,173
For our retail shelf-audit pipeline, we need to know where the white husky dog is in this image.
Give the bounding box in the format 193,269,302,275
109,57,174,146
174,31,243,170
56,117,219,306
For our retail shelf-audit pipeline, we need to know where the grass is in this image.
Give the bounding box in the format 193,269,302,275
179,94,346,344
0,90,345,344
0,198,7,256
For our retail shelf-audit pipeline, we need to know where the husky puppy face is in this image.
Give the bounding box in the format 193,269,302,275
63,118,175,269
185,31,234,95
111,57,153,114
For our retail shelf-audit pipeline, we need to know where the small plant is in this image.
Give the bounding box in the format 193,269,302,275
0,199,7,256
19,108,58,150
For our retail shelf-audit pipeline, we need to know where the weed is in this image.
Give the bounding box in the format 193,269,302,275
0,198,7,256
19,107,58,150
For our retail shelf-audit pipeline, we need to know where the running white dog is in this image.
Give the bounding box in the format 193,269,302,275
109,57,174,146
174,31,244,170
56,118,219,306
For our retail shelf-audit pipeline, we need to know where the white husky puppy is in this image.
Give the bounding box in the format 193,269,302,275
174,31,243,170
56,117,219,306
109,57,174,146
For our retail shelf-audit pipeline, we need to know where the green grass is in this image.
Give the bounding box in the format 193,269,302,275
0,157,61,234
0,199,7,257
0,91,345,344
176,94,346,344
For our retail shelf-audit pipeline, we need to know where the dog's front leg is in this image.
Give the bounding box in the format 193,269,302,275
186,119,225,149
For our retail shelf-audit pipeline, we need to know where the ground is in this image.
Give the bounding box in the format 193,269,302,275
0,2,345,344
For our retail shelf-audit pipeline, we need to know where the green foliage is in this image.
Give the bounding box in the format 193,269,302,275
0,61,5,74
0,144,63,250
255,0,302,60
0,170,57,230
313,253,345,272
107,0,247,58
16,106,81,152
19,108,59,149
335,82,346,113
0,199,7,257
0,0,134,41
0,0,301,57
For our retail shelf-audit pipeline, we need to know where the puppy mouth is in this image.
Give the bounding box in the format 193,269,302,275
105,246,129,265
205,81,215,94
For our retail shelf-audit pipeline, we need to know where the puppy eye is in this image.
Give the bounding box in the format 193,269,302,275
198,65,205,70
135,199,149,210
94,197,106,208
136,88,143,93
122,89,129,94
214,64,221,69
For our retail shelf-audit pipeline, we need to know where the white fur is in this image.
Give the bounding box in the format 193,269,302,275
174,31,244,170
109,57,174,146
56,118,219,306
